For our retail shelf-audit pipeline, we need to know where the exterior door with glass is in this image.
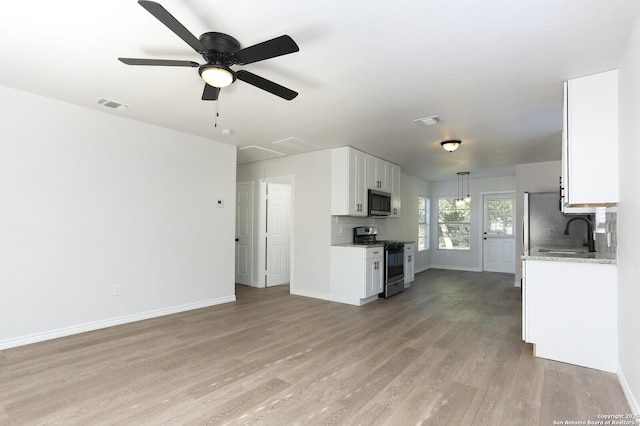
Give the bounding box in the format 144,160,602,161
482,193,516,273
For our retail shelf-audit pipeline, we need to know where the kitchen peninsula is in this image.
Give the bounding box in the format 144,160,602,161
522,247,617,372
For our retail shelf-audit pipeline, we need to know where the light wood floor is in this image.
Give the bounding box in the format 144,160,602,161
0,269,630,425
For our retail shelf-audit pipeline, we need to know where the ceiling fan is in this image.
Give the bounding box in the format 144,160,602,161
118,0,299,101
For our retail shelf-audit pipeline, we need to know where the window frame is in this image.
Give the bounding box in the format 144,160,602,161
437,196,471,251
418,196,429,251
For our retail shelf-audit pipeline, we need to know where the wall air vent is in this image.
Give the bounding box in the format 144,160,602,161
414,115,442,126
96,98,129,110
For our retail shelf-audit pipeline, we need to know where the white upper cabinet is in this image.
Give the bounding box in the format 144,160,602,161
389,163,401,217
366,153,401,217
331,147,401,217
562,70,618,209
366,155,390,192
331,147,367,216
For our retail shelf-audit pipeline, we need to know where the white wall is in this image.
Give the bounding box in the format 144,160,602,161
617,11,640,414
514,161,562,284
236,150,332,299
430,175,516,271
0,86,237,349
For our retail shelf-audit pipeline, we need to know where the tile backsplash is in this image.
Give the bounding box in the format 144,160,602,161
594,206,617,256
331,216,400,244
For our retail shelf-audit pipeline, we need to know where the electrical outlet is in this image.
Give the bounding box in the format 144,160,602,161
216,199,224,208
113,284,122,296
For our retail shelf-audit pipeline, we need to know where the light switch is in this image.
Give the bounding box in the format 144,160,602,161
216,199,224,208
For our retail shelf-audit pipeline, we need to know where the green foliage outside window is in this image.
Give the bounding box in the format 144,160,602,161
486,198,514,235
438,197,471,250
418,196,429,251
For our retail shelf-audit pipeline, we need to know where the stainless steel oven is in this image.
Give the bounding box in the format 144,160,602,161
383,242,405,298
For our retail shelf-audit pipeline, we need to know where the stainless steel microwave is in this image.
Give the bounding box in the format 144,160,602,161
368,189,391,216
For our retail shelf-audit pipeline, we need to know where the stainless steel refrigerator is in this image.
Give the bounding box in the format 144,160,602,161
523,192,588,252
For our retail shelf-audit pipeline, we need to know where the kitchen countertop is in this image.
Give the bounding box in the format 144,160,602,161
522,246,617,264
332,243,384,248
332,241,416,248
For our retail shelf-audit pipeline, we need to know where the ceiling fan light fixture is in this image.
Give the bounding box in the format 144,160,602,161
441,139,462,152
199,64,235,88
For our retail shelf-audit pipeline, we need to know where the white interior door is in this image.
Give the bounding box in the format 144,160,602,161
235,182,253,285
265,182,291,286
483,193,516,273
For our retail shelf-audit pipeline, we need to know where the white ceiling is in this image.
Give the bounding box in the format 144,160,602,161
1,0,638,181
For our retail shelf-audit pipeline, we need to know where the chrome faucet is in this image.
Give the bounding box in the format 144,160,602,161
564,217,596,252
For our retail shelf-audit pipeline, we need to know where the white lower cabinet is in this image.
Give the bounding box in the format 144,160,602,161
365,254,384,298
404,243,415,287
330,246,384,305
523,259,617,372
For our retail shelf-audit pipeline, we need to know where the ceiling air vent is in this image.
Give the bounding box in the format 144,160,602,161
96,98,129,110
272,137,321,152
237,146,285,164
414,115,441,126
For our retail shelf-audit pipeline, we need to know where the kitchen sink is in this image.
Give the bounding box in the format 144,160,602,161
535,247,597,259
537,248,579,254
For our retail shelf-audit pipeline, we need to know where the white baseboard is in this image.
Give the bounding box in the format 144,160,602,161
0,295,236,350
290,287,332,301
415,266,430,274
429,265,483,272
618,367,640,415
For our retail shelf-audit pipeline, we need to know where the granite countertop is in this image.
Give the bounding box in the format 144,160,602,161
522,246,617,265
332,243,384,248
332,240,415,248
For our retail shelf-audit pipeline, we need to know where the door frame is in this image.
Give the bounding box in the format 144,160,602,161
479,191,516,273
257,175,294,288
235,181,254,286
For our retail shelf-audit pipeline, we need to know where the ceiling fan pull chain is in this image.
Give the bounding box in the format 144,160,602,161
214,99,220,127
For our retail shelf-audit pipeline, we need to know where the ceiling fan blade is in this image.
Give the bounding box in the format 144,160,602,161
234,35,299,65
138,0,207,54
118,58,199,67
202,84,220,101
236,70,298,100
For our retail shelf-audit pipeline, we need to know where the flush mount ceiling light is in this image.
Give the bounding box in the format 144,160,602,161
441,139,462,152
199,64,235,88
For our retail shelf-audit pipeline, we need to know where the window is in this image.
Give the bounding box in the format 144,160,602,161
438,197,471,250
418,196,430,251
485,196,514,236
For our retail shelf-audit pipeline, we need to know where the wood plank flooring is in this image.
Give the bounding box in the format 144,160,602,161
0,269,630,425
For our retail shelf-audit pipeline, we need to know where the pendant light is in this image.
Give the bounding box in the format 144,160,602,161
456,172,470,205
